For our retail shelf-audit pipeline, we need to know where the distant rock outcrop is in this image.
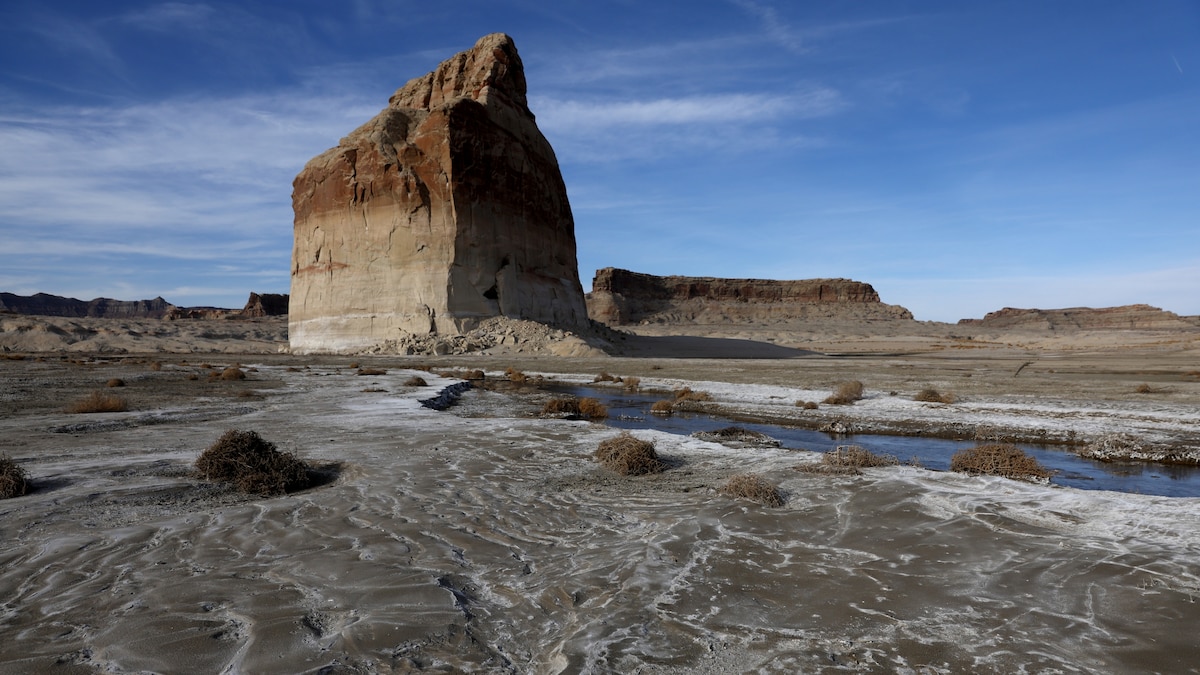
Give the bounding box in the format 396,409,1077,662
0,293,175,319
241,292,289,317
289,33,589,354
958,305,1200,330
587,268,914,325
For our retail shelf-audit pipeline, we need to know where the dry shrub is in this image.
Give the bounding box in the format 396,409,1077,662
950,444,1053,482
220,367,246,381
106,378,125,388
187,373,200,381
593,372,619,383
673,387,712,402
0,455,30,499
349,361,360,369
67,391,128,413
796,400,818,410
542,397,581,415
594,433,665,475
1135,383,1154,394
149,361,162,371
505,367,528,383
720,473,785,507
914,388,956,404
404,376,429,387
199,363,213,370
823,380,864,405
650,399,675,415
623,376,641,391
578,397,608,419
195,430,310,495
463,369,485,381
825,445,898,468
357,368,387,376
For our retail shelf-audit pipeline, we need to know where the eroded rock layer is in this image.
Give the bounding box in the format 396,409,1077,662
289,33,588,354
958,305,1200,330
587,267,914,325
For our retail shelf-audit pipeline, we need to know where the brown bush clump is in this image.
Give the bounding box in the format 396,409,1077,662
823,380,865,405
542,397,581,415
594,433,665,475
463,369,486,381
914,388,956,404
195,430,311,495
67,391,129,413
622,376,641,391
673,387,712,402
720,473,785,507
650,399,675,415
795,400,818,410
357,368,387,376
404,376,429,387
220,367,247,381
826,445,898,468
505,367,528,383
593,372,619,383
0,455,30,499
578,397,608,419
1135,383,1154,394
950,444,1053,482
106,378,126,388
796,445,898,476
149,361,162,371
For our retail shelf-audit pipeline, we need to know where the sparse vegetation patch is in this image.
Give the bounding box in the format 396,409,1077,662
797,445,899,476
823,380,865,405
357,368,387,376
67,391,129,414
950,444,1053,482
650,399,675,415
404,376,429,387
914,388,956,404
106,378,125,388
220,366,247,380
594,433,665,475
0,455,30,499
195,430,312,495
720,473,785,507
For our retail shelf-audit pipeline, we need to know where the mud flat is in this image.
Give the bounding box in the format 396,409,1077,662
1,344,1199,673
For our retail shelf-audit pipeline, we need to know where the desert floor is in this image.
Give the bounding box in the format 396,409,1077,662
1,324,1199,672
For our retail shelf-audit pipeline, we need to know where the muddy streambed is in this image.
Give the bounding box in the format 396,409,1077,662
546,384,1200,498
1,363,1199,673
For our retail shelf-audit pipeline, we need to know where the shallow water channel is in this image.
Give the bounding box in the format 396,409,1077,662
549,384,1200,498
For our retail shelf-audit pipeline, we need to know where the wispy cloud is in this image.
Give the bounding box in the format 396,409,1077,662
119,2,216,31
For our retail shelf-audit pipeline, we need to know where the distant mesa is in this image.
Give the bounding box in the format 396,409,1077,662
587,267,914,326
958,305,1200,331
0,292,174,319
289,33,589,354
0,292,288,320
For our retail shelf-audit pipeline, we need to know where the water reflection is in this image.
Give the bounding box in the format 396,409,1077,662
548,385,1200,498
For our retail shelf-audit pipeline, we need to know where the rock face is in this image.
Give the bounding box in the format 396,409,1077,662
958,305,1200,330
289,33,589,354
588,268,913,325
0,293,175,319
241,293,289,318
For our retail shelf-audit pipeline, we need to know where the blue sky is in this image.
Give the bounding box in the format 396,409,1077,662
1,1,1196,322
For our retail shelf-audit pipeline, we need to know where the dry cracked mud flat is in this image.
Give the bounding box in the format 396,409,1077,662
1,349,1199,673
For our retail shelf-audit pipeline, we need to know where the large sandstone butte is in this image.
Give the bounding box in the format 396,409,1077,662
289,33,589,354
588,267,914,325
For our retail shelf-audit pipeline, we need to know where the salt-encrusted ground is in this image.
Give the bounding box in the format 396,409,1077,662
2,355,1199,673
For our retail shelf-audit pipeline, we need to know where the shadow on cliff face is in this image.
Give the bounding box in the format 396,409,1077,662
615,334,817,359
